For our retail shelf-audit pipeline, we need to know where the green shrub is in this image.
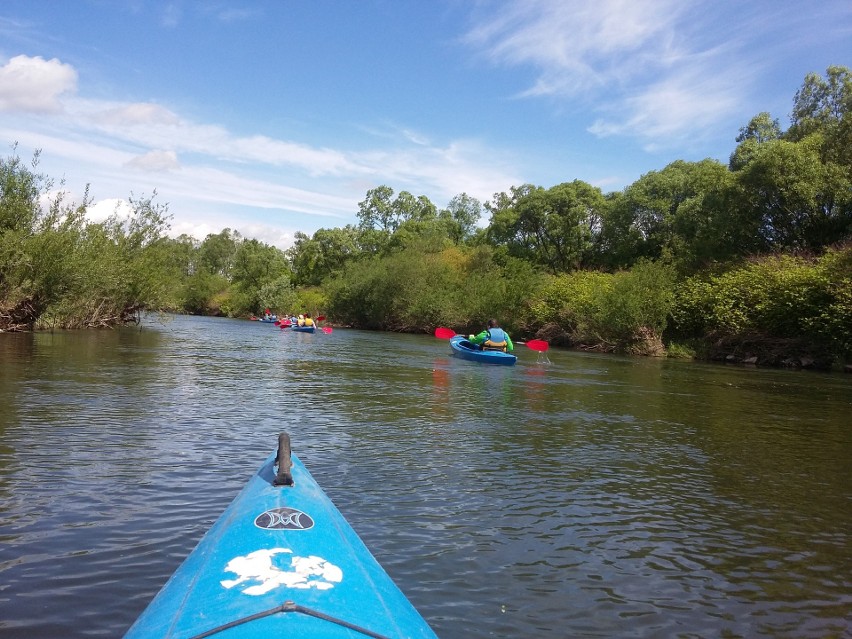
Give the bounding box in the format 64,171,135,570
526,260,675,352
669,246,852,361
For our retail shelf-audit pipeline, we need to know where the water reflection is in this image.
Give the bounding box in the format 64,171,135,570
0,316,850,638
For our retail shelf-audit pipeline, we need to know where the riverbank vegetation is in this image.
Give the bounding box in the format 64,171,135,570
2,67,850,369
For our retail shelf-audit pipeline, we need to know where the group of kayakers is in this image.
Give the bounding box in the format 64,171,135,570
258,312,511,351
280,313,315,327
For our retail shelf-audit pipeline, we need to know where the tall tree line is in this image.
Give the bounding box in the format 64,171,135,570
2,67,850,366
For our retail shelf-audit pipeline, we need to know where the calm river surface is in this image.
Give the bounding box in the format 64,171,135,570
1,314,850,638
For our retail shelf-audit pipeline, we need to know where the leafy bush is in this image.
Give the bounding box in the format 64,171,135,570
528,260,674,353
670,246,852,361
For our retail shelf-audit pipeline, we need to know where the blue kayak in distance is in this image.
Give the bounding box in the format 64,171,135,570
449,335,517,366
124,433,438,639
290,325,316,333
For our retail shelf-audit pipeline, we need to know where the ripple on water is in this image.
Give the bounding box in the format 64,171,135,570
1,317,850,638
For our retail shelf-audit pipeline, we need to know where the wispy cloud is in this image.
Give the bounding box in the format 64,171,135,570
125,149,180,172
462,0,760,147
464,0,686,96
1,53,521,248
161,3,182,28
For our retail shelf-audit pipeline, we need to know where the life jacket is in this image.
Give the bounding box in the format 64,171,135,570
304,317,314,326
483,327,508,352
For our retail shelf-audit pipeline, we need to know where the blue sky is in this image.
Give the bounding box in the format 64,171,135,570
1,1,850,249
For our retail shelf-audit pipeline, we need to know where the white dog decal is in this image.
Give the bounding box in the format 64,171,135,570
221,548,343,595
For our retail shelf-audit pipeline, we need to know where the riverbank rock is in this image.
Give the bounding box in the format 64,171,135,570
708,334,834,370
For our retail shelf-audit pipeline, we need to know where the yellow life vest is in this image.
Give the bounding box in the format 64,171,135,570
483,339,507,352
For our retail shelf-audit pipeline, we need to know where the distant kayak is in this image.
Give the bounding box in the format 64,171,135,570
450,335,517,366
123,433,438,639
291,325,316,333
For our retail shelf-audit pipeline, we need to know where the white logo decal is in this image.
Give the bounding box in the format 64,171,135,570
221,548,343,595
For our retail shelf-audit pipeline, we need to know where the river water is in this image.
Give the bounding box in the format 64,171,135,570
0,314,850,638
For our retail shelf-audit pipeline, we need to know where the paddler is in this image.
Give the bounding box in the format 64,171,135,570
468,318,514,352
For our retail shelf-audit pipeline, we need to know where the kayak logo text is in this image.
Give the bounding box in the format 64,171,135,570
255,507,315,530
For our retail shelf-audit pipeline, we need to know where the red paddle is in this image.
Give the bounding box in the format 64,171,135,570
434,327,456,339
315,315,326,322
321,327,332,334
525,339,549,352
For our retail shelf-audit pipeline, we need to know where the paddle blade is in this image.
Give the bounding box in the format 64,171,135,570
315,315,326,322
321,327,333,334
525,339,549,352
434,327,455,339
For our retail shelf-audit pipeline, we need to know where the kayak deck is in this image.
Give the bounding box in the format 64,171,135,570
290,325,316,333
124,434,437,638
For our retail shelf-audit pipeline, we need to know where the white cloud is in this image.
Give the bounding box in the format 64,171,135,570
589,65,745,147
184,221,297,251
214,8,262,23
72,99,358,177
125,149,180,172
2,53,523,248
85,197,299,250
0,55,77,113
465,0,686,97
99,103,181,126
85,198,133,224
236,223,296,250
463,0,756,145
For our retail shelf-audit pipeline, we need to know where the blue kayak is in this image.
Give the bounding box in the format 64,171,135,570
124,434,438,639
290,325,316,333
449,335,517,366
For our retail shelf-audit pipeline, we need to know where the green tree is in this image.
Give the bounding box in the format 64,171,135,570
357,185,396,233
729,112,783,171
181,270,229,315
75,192,174,325
788,65,852,172
593,191,644,270
386,218,453,254
789,65,852,141
734,135,851,250
231,239,291,314
440,192,482,244
487,181,605,272
288,226,360,286
198,229,240,277
0,147,90,329
391,191,437,224
615,159,735,270
356,186,439,254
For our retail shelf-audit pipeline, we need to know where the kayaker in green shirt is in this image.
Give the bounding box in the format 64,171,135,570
468,319,514,352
